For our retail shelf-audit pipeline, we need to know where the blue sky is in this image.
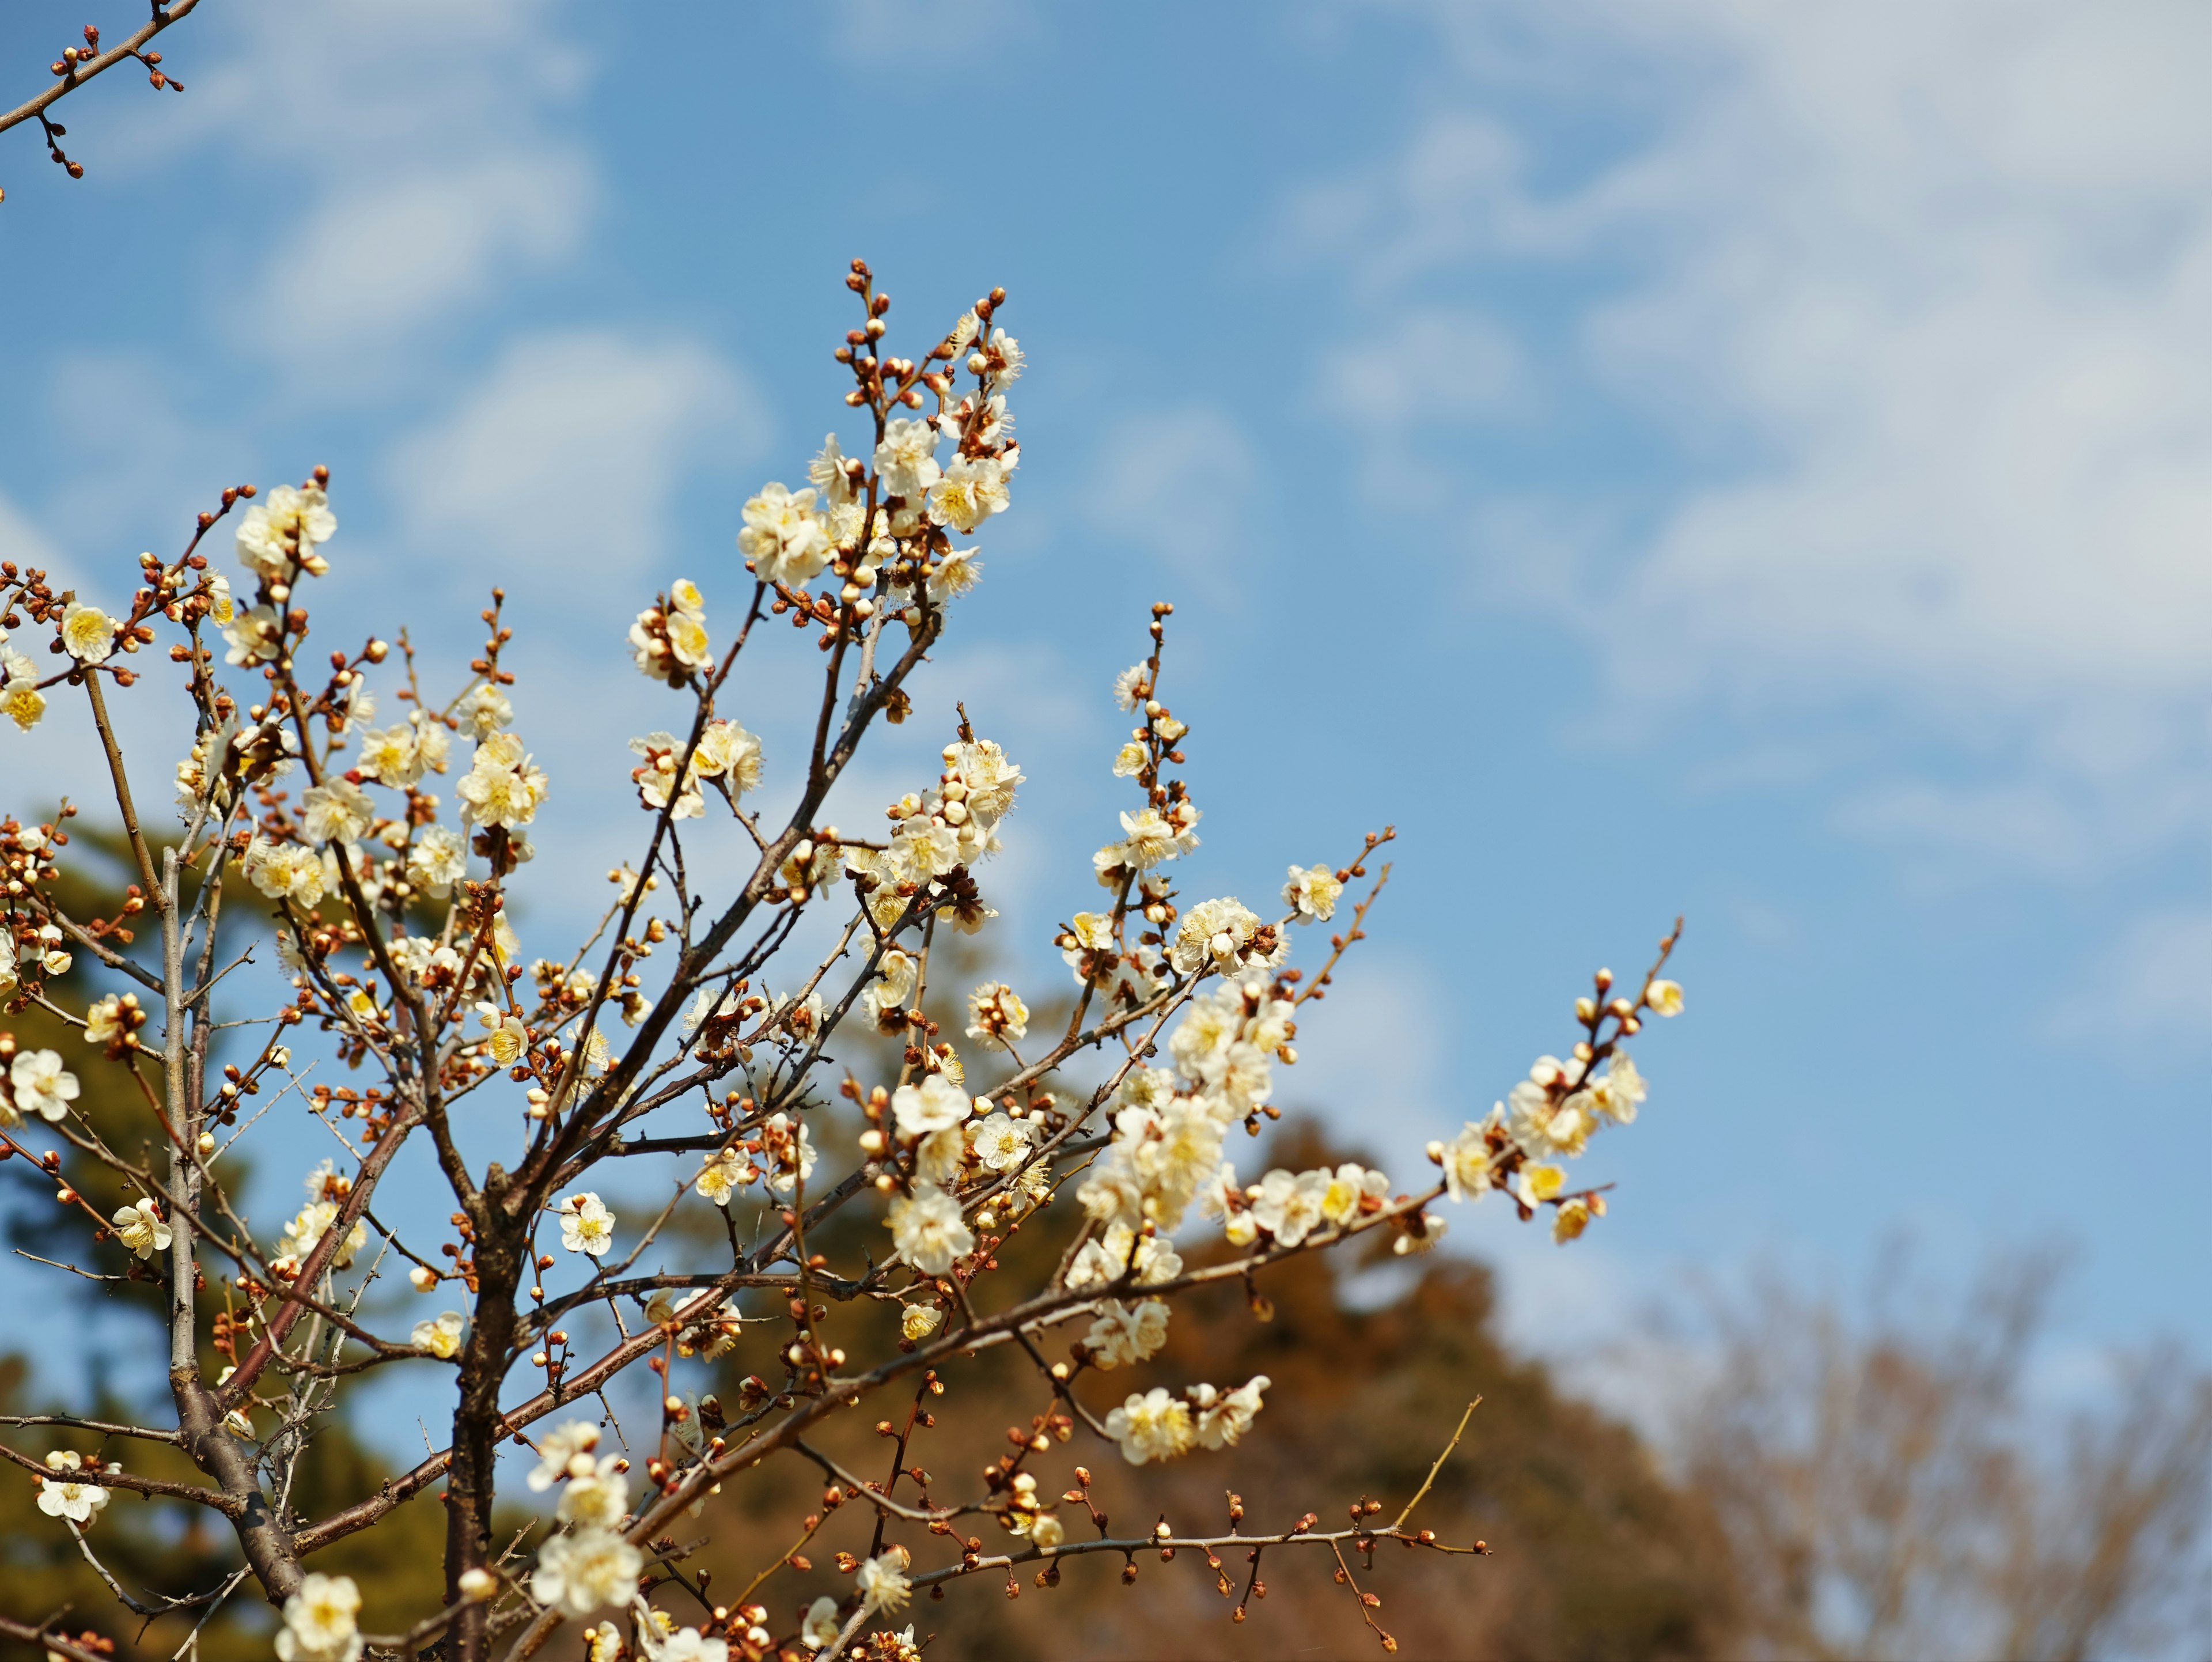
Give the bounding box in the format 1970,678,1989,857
3,0,2209,1433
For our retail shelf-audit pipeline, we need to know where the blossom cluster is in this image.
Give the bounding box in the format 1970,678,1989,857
0,266,1687,1662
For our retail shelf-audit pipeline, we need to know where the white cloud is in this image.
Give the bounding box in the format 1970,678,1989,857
1085,406,1257,589
115,0,597,355
2055,907,2212,1041
385,330,766,587
251,155,593,349
1300,0,2212,874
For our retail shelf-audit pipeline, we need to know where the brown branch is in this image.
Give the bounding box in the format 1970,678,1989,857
0,1,202,143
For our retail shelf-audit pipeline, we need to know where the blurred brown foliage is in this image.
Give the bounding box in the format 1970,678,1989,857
664,1123,1740,1662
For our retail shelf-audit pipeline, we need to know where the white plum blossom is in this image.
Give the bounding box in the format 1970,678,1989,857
1105,1387,1194,1466
60,601,116,664
526,1421,600,1491
411,1311,464,1359
112,1198,172,1260
454,684,510,739
926,547,983,604
800,1596,841,1650
281,1201,368,1269
927,454,1011,533
654,1629,729,1662
964,981,1028,1051
737,483,831,587
968,1113,1033,1174
300,779,373,846
406,825,467,896
691,718,763,793
1589,1054,1646,1125
555,1455,628,1530
856,1546,912,1615
874,418,941,501
695,1145,757,1206
237,483,337,581
887,1181,973,1275
558,1192,616,1256
1,649,45,731
1251,1167,1331,1247
37,1451,112,1524
891,1074,969,1138
356,721,421,787
1319,1163,1388,1226
241,838,326,907
1066,1224,1183,1291
1191,1375,1270,1450
274,1572,362,1662
457,732,548,832
474,1002,528,1066
1168,897,1266,977
531,1527,642,1618
1282,863,1343,921
9,1049,79,1122
1647,978,1684,1017
1085,1299,1170,1369
762,1115,817,1195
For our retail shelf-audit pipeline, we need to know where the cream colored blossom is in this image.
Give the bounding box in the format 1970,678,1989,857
358,722,422,787
282,1201,367,1269
247,838,328,907
1435,1118,1497,1203
526,1421,599,1491
60,602,116,665
1168,897,1263,976
1085,1299,1169,1369
1282,863,1343,921
1319,1163,1388,1226
856,1546,912,1615
0,662,45,731
411,1311,464,1359
472,1002,527,1065
37,1450,112,1525
530,1527,642,1618
1105,1387,1193,1465
406,826,466,896
737,483,831,586
800,1595,842,1650
964,981,1028,1051
274,1572,362,1662
887,1182,972,1275
691,719,763,792
300,779,373,846
927,455,1011,533
902,1304,942,1343
695,1145,757,1206
891,1074,969,1138
968,1112,1033,1175
1251,1167,1331,1247
1589,1054,1646,1125
1191,1375,1270,1450
10,1049,79,1122
237,484,337,581
457,732,548,831
926,547,983,604
1647,978,1684,1017
221,603,283,666
558,1192,615,1256
874,418,941,501
555,1455,628,1530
